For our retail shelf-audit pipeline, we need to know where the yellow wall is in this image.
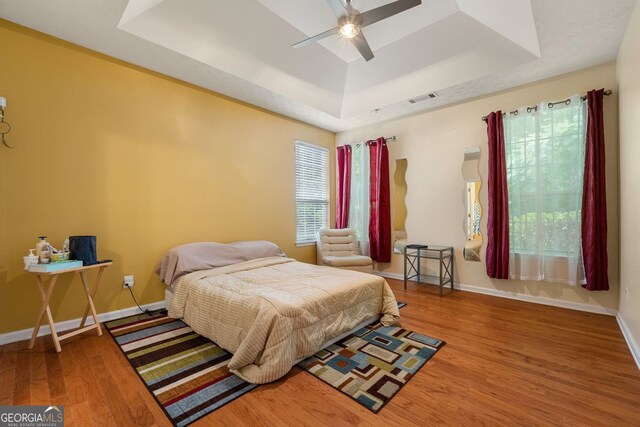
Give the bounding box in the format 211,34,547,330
338,62,619,311
617,3,640,353
0,21,335,334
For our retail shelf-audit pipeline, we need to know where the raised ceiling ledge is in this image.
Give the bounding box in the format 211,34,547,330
118,0,540,119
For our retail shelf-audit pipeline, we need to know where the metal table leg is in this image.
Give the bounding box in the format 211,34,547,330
439,253,443,297
417,248,421,283
404,247,408,290
450,247,455,291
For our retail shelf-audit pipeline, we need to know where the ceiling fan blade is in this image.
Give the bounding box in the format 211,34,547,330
326,0,349,18
292,27,339,48
352,31,374,61
359,0,421,27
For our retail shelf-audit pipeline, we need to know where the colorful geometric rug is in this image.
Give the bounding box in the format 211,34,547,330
105,312,257,427
105,301,431,425
296,322,445,413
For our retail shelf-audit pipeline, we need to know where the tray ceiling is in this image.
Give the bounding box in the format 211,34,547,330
0,0,635,131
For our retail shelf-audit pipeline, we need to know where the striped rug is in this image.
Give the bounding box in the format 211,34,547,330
105,312,257,427
106,302,410,425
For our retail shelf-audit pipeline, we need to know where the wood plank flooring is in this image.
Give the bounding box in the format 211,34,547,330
1,278,639,426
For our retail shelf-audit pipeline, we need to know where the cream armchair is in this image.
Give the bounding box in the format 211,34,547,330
316,228,373,273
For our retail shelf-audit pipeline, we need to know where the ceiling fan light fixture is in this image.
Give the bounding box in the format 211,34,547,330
339,22,360,38
292,0,422,61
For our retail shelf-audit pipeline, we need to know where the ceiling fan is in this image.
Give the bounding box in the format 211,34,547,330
292,0,422,62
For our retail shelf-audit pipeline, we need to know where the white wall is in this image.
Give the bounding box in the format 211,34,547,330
337,62,619,312
617,2,640,356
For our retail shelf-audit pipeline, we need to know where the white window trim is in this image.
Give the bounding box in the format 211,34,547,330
296,242,317,247
294,140,329,247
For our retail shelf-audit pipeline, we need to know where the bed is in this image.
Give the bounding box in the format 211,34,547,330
156,241,400,384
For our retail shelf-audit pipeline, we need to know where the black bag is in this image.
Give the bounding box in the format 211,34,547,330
69,235,97,265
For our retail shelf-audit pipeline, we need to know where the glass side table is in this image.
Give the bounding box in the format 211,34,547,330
403,244,454,296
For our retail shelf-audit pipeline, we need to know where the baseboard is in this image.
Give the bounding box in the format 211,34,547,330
457,282,618,316
374,271,617,316
616,312,640,370
375,271,404,281
0,301,166,346
3,277,638,372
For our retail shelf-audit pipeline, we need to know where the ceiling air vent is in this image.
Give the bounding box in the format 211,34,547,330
409,92,438,104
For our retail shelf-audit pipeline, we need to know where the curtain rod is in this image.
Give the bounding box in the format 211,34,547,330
366,136,396,143
481,89,613,122
355,136,396,147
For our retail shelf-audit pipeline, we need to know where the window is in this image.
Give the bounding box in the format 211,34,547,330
295,141,329,245
348,144,370,245
504,96,586,284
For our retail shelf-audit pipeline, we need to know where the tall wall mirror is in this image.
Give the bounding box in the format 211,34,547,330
393,158,408,254
462,147,482,261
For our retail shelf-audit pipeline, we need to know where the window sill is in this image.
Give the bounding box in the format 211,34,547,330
296,241,316,247
512,252,579,261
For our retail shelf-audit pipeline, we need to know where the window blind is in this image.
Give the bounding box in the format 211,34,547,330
295,141,329,245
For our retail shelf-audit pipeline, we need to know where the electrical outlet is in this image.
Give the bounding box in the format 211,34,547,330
625,288,630,305
123,275,135,289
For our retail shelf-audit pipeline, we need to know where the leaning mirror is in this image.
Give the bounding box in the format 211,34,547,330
462,147,482,261
393,159,408,254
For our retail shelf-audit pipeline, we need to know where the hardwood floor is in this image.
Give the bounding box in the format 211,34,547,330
1,278,639,426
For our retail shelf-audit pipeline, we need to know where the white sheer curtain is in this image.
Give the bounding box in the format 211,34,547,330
348,143,370,256
504,96,586,285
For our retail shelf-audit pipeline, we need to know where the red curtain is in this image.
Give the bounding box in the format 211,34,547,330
486,111,510,279
368,138,391,262
336,145,352,229
582,89,609,291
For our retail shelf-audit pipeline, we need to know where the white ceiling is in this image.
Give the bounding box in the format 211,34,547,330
0,0,635,132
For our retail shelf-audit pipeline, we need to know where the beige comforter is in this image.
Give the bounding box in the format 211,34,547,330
168,257,400,384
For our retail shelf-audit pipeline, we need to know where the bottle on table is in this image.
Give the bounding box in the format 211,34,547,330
36,236,51,264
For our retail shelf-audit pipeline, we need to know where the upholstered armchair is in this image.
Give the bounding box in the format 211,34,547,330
316,228,374,273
